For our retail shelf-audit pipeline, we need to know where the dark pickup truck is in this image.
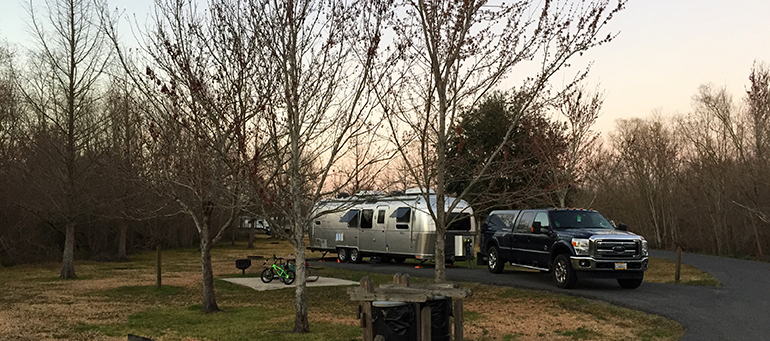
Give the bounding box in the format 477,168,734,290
479,208,649,289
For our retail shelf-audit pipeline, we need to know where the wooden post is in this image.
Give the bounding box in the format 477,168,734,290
453,299,464,341
360,277,374,341
420,305,431,341
393,273,410,286
675,245,682,284
156,245,162,289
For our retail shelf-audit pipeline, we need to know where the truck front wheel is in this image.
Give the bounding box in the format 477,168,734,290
553,254,577,289
618,276,644,289
487,246,504,274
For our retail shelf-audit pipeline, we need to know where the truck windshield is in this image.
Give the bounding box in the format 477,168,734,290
549,211,613,230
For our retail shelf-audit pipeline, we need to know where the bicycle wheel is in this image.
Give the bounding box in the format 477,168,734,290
282,269,296,285
260,268,274,283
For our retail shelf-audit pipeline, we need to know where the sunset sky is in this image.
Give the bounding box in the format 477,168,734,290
1,0,768,134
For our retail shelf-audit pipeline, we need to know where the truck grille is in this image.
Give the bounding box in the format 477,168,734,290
594,240,639,258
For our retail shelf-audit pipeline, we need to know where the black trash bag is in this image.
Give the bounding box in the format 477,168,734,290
423,298,452,341
372,302,417,340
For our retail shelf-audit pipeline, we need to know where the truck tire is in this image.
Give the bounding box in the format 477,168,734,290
617,276,644,289
349,248,363,263
393,257,406,264
337,248,348,263
487,246,504,274
553,254,577,289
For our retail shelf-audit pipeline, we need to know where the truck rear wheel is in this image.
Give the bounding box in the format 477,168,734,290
487,246,504,274
553,254,577,288
337,248,348,263
618,276,643,289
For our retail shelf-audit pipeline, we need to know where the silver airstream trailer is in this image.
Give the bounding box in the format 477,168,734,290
308,189,476,263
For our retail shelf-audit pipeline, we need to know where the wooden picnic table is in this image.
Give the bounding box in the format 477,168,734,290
347,273,471,341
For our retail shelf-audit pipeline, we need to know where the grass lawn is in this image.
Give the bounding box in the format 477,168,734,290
0,235,690,341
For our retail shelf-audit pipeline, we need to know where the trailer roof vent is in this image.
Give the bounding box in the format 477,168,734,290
354,190,385,197
337,192,350,198
405,188,435,195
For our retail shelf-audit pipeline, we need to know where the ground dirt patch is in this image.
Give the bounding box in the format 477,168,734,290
0,235,684,340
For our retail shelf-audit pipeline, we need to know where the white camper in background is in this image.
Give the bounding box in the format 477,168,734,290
308,188,476,263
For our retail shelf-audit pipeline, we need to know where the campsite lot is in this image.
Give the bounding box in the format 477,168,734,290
0,235,689,341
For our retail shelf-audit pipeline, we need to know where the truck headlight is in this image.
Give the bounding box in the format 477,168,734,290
641,239,648,256
572,238,590,256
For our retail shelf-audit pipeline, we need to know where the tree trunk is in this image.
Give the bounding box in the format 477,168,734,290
60,222,76,279
293,221,310,333
117,221,128,261
434,229,446,282
200,216,220,314
247,225,255,249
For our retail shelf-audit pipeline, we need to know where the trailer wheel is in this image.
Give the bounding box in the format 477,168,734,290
337,248,348,263
349,248,363,263
393,257,406,264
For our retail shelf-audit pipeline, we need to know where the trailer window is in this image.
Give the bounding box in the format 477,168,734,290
340,209,360,228
377,210,386,224
361,209,374,229
447,213,472,231
395,207,411,229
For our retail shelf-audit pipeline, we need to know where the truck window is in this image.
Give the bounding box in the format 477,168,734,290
361,209,374,229
514,211,534,233
549,211,613,230
498,213,518,230
377,210,386,224
340,209,360,228
534,212,549,229
395,207,411,229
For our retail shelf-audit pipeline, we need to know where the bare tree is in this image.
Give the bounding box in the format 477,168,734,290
101,72,148,260
18,0,112,279
678,85,742,254
102,0,263,312
378,0,627,281
246,0,387,332
551,85,603,208
611,116,680,248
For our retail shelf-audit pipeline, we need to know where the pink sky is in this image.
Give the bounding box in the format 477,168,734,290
2,0,768,134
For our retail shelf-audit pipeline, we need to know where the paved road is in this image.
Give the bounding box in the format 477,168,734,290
313,250,770,340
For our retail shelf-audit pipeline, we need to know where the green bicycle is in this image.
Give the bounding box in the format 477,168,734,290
260,255,296,285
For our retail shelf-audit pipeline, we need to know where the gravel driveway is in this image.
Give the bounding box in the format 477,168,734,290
313,250,770,340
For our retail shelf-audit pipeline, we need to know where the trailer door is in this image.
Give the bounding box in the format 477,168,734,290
358,209,381,253
387,206,413,254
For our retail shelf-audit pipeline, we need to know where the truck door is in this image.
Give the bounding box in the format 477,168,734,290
511,211,535,265
527,211,556,269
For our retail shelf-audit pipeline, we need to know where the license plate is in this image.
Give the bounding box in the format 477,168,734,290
615,262,627,270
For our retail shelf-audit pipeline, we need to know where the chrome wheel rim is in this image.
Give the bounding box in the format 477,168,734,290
555,260,567,283
488,250,497,269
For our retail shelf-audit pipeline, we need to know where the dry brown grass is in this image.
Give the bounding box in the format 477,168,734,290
0,234,683,341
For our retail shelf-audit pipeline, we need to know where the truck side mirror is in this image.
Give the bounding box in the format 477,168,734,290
617,223,628,231
531,221,542,234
